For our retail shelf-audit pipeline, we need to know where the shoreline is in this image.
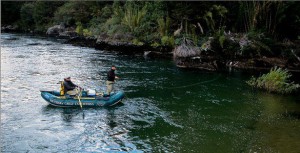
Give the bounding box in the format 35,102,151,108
2,30,300,72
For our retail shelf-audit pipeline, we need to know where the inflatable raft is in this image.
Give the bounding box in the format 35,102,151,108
40,90,124,107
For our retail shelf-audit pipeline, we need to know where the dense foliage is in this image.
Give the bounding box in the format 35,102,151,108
247,67,300,94
2,1,300,55
3,1,299,36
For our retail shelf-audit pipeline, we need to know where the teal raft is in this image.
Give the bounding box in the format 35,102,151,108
40,90,125,107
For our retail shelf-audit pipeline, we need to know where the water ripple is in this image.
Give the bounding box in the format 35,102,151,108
2,33,300,153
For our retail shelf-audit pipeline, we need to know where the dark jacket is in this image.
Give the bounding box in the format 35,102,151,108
63,80,77,93
107,69,115,82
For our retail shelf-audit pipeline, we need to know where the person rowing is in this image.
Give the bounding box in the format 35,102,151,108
63,77,81,96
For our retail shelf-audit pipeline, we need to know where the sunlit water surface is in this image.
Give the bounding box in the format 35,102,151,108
1,33,300,153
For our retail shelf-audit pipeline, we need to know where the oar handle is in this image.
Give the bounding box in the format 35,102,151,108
76,87,83,109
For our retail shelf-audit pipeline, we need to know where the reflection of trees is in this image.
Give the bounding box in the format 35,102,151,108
250,93,300,152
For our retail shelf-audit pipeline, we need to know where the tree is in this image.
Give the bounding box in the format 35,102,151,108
20,3,35,31
54,1,98,27
1,1,24,25
274,2,300,39
33,1,64,32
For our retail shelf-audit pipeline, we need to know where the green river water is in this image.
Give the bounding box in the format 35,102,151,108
1,33,300,152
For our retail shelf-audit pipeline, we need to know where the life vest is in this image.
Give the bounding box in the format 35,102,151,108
60,81,65,95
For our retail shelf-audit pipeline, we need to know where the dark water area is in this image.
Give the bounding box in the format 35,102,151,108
1,33,300,153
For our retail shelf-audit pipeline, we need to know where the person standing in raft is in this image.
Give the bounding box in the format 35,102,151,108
63,77,81,95
105,65,119,96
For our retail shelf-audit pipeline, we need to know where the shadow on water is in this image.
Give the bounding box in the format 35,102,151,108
42,105,82,120
42,103,125,122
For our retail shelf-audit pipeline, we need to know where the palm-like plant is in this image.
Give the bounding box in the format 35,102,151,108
122,4,147,33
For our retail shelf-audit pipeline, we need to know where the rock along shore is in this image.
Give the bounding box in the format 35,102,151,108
2,24,300,72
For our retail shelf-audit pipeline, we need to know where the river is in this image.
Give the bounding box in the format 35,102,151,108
1,33,300,153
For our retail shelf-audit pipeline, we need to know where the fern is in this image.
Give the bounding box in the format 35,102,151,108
122,4,147,33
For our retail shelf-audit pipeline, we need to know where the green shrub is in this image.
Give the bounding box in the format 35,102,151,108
161,36,175,47
132,38,144,46
247,67,300,94
75,22,83,35
75,22,92,37
83,29,92,37
151,42,160,47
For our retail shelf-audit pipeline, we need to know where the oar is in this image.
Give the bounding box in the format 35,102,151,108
76,87,83,109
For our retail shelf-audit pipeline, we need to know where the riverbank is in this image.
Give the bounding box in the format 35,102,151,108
2,27,300,72
62,32,300,72
64,36,173,59
2,1,300,72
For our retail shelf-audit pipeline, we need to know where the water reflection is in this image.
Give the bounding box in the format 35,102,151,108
249,93,300,153
106,108,118,129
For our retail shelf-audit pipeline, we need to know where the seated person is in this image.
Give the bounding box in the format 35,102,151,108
63,77,81,95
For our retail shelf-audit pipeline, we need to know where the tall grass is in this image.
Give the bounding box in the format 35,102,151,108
157,17,171,37
247,67,299,94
